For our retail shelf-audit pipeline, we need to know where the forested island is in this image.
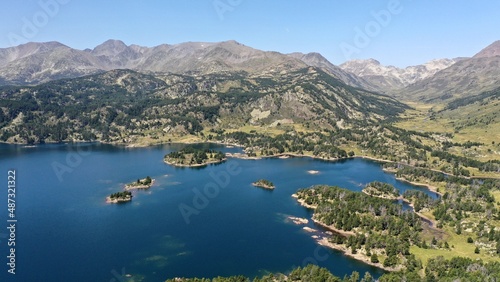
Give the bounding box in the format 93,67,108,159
106,191,132,204
125,176,154,190
106,176,154,203
252,179,275,190
362,181,400,200
164,147,226,167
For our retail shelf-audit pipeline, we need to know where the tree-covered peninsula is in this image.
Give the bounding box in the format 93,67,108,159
295,185,422,271
292,176,500,276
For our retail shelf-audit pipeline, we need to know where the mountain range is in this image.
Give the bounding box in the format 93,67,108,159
339,58,461,93
1,39,499,103
341,41,500,101
402,41,500,102
0,39,499,144
0,40,308,86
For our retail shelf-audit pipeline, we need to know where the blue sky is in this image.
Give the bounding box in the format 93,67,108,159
1,0,499,67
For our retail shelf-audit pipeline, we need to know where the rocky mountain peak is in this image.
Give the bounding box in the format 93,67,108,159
340,59,399,80
340,57,458,93
421,58,459,70
91,39,129,56
286,52,374,90
473,40,500,58
296,52,329,63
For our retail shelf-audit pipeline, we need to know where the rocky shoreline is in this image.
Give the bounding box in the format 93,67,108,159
125,179,155,190
291,193,317,209
105,196,132,204
288,194,401,272
252,180,275,190
316,237,402,272
164,158,227,167
395,177,443,196
106,191,133,204
292,196,403,272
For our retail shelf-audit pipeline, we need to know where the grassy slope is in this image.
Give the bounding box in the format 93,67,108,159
411,226,499,267
396,102,500,147
395,102,500,177
396,101,500,264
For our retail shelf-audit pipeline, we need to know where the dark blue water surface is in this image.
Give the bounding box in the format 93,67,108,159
0,143,438,281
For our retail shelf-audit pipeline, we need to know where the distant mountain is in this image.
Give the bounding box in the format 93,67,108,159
88,39,145,68
0,42,104,85
0,40,313,85
287,52,373,90
0,41,65,67
340,58,458,94
0,67,407,144
402,41,500,102
133,40,308,75
473,40,500,58
1,39,499,104
0,40,385,89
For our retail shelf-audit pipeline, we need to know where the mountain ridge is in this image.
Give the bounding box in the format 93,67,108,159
401,55,500,102
0,40,310,85
339,58,460,93
1,39,499,104
0,39,456,90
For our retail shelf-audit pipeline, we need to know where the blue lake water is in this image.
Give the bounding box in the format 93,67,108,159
0,143,438,281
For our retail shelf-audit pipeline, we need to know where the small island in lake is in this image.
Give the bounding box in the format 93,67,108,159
106,191,132,204
252,179,275,190
164,147,226,167
125,176,154,190
362,181,400,200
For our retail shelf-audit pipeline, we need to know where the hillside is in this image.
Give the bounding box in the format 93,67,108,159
438,86,500,132
0,67,407,144
393,86,500,165
401,41,500,102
